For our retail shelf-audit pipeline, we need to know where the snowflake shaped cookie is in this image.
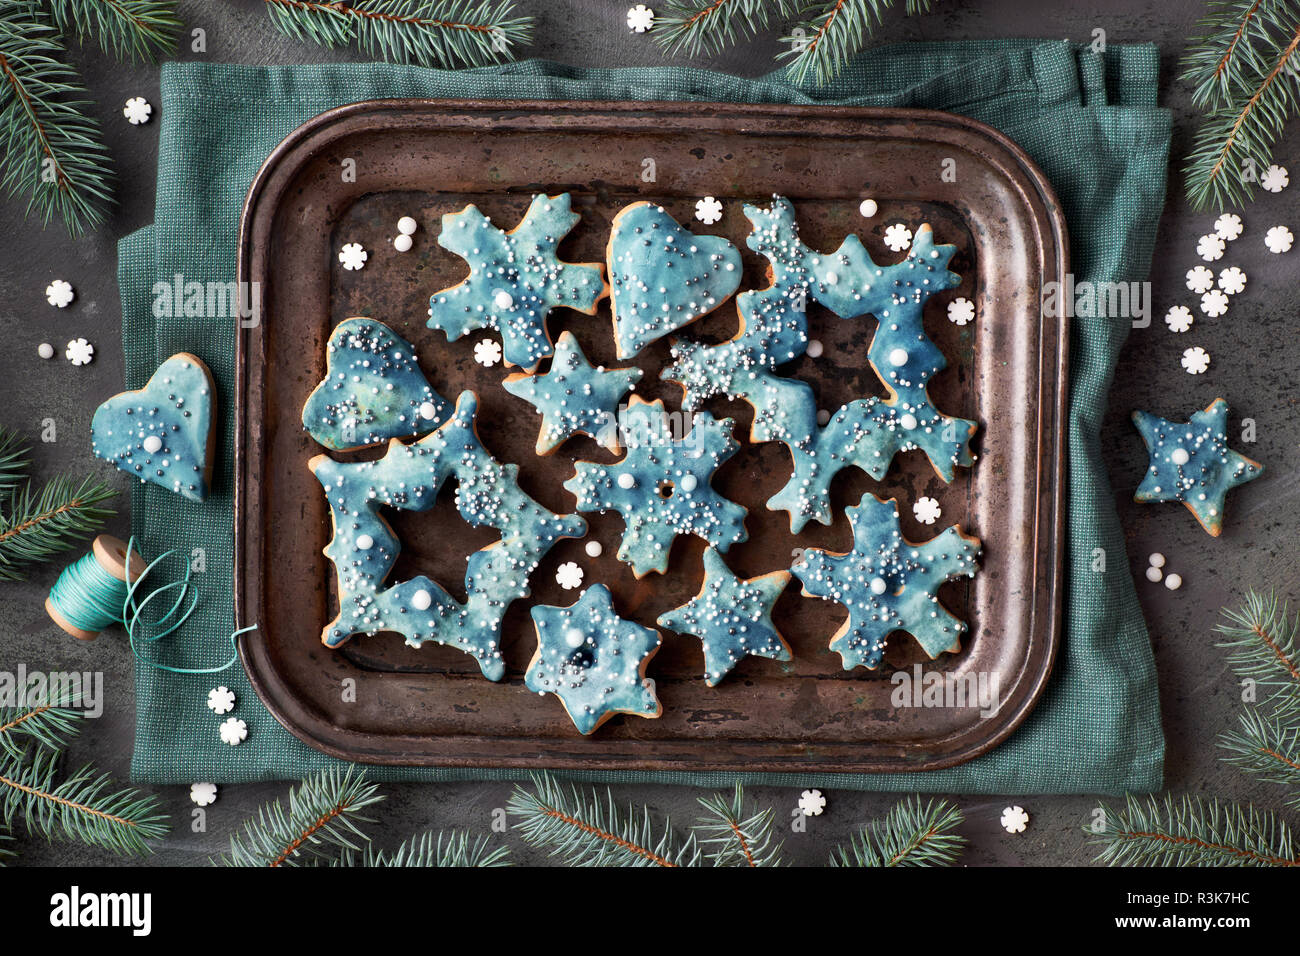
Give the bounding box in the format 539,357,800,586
503,331,642,454
1131,398,1263,536
1181,346,1210,374
338,242,368,271
206,686,236,714
1164,305,1193,333
65,338,94,365
626,4,654,32
428,193,607,371
947,297,975,326
123,96,152,124
1196,233,1225,262
1218,266,1247,295
883,222,912,252
1261,164,1289,192
798,789,827,816
474,339,502,367
310,391,586,678
695,195,723,225
555,561,584,590
1214,213,1243,241
301,318,447,451
1185,266,1214,293
220,717,247,746
1001,805,1029,833
793,494,980,670
45,279,74,307
657,547,792,686
607,201,742,358
91,353,215,501
564,396,747,578
912,496,942,524
526,584,661,734
1266,225,1293,253
1200,289,1229,317
190,782,217,807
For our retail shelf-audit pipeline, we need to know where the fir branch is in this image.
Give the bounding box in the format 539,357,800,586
45,0,181,64
692,783,783,867
332,830,512,866
779,0,931,88
654,0,803,58
263,0,534,69
0,748,168,856
0,474,115,580
0,696,83,760
508,773,702,867
0,426,28,501
1216,590,1300,718
0,1,115,236
1089,794,1299,866
828,796,965,867
1220,707,1300,806
214,766,384,867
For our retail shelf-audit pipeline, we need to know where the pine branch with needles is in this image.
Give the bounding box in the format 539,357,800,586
828,795,965,866
0,427,28,500
1089,794,1299,866
655,0,803,57
0,471,116,581
331,830,512,866
263,0,534,68
1215,590,1300,717
693,783,784,867
0,695,84,759
45,0,180,63
1219,707,1300,807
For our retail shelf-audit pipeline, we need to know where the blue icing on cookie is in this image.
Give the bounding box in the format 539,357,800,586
563,396,748,578
657,546,792,686
302,317,448,451
428,193,608,371
607,202,742,359
1132,398,1263,536
310,391,586,680
526,583,662,735
91,352,214,503
793,494,980,671
502,331,643,455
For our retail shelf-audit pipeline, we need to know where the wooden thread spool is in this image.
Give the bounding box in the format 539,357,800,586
45,535,146,641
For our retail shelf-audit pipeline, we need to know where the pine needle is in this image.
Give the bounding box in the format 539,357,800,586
693,783,784,866
46,0,181,63
0,748,169,856
1089,794,1299,866
0,1,116,236
0,696,84,759
655,0,803,57
332,829,512,866
828,795,965,866
508,773,703,867
1220,707,1300,806
0,826,14,866
263,0,535,68
214,766,384,867
1215,590,1300,718
0,473,115,580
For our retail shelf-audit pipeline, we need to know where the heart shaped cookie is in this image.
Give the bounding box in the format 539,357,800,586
91,352,215,502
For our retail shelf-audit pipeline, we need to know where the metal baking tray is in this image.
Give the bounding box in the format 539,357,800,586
235,99,1068,773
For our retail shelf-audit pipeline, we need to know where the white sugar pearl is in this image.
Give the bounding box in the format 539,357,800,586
356,534,374,550
419,402,438,420
565,628,585,648
900,413,918,430
870,577,888,595
1145,566,1163,583
397,216,418,235
859,199,878,218
889,348,908,367
1148,552,1165,568
806,339,824,358
37,342,54,359
142,435,163,454
393,233,413,253
492,289,514,311
411,589,432,610
1170,448,1190,465
679,474,698,492
617,473,636,489
825,271,839,285
585,540,603,558
1164,573,1183,591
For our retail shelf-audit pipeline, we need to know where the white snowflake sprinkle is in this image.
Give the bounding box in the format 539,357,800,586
338,242,368,270
882,223,913,252
694,195,723,225
1181,346,1211,375
626,4,654,32
45,279,74,308
473,338,502,367
1261,164,1289,193
555,561,584,590
1185,266,1215,293
1196,233,1225,262
1200,289,1229,317
65,338,93,366
947,296,975,326
219,717,248,746
190,782,218,807
912,496,942,524
207,685,236,714
1001,805,1030,834
123,96,152,125
798,789,827,816
1265,225,1294,253
1164,305,1193,333
1218,266,1247,295
1214,213,1243,241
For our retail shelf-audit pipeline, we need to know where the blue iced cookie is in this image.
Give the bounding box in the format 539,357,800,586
428,193,608,371
526,583,662,735
1132,398,1263,536
502,331,642,455
302,317,448,451
309,391,586,680
564,396,748,578
607,202,742,359
657,547,792,686
91,352,215,503
793,494,980,671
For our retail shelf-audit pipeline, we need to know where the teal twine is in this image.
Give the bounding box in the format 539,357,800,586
48,537,253,675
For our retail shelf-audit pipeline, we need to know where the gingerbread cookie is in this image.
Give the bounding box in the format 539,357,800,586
302,317,447,451
657,546,792,686
607,202,742,359
502,330,642,455
427,193,608,371
563,396,748,578
91,352,215,502
1132,398,1263,536
793,494,980,671
526,583,662,735
309,390,586,679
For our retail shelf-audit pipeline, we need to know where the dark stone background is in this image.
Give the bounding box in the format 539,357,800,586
1,0,1295,866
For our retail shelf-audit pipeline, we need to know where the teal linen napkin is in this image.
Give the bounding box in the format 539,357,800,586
122,42,1170,790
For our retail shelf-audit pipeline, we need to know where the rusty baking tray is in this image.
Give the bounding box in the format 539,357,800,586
235,99,1068,773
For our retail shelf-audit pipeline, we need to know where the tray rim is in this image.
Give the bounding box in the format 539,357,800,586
234,97,1070,773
